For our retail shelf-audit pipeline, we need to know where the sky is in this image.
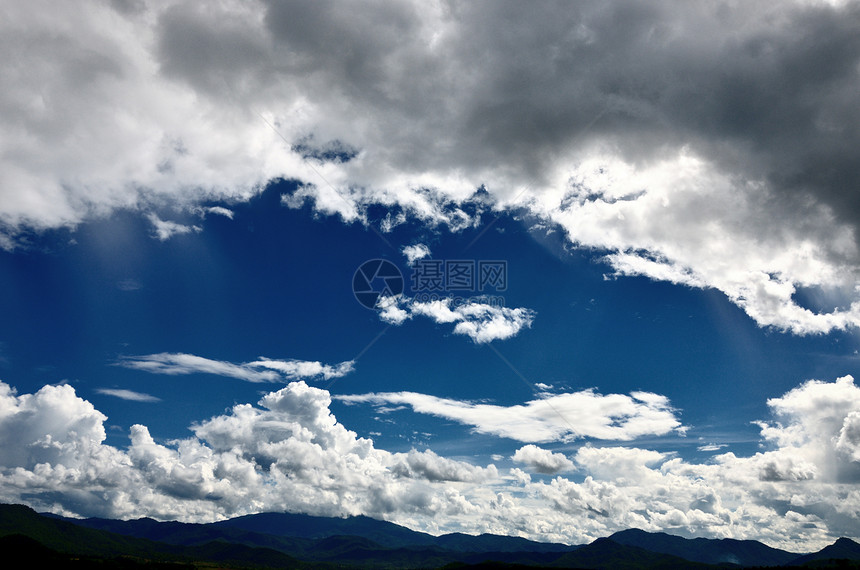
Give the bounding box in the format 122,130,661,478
1,0,860,552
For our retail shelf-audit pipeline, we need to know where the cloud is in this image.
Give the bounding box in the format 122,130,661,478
95,388,160,402
0,378,497,523
246,358,355,380
1,376,860,550
147,214,201,241
0,382,110,471
401,243,431,266
378,296,536,343
196,206,235,219
337,388,683,443
512,445,574,474
206,206,233,219
755,375,860,483
2,0,859,333
116,353,355,383
391,449,497,483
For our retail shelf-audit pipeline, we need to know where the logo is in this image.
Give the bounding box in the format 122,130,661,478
352,259,404,309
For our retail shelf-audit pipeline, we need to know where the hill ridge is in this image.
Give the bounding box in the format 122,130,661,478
5,503,860,569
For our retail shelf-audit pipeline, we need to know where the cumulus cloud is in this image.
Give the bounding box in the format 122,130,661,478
0,379,497,523
116,353,355,382
756,375,860,483
377,296,536,343
2,0,859,334
512,445,574,474
1,376,860,550
402,243,431,266
0,382,111,471
337,388,683,443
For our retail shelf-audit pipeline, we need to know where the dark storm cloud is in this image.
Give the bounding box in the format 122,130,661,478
154,1,860,231
4,0,857,233
2,0,858,330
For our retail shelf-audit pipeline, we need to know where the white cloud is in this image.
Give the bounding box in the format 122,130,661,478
512,445,574,474
755,375,860,483
246,358,355,381
147,214,201,241
557,154,860,335
377,295,413,326
201,206,234,219
377,296,536,343
2,376,860,550
391,449,497,483
96,388,160,402
401,244,431,266
337,388,684,443
697,443,727,452
116,353,354,383
0,378,498,523
0,382,111,471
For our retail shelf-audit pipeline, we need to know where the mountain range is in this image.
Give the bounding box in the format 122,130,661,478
1,503,859,569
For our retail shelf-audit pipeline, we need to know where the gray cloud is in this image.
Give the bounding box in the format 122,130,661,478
2,0,860,333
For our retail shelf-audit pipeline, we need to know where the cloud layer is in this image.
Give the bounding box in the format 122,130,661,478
338,388,683,443
1,375,860,550
2,1,859,334
117,353,355,382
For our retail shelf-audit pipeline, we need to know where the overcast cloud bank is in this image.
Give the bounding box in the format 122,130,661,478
1,1,859,334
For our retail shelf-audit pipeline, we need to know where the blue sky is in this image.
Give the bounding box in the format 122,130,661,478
1,0,860,552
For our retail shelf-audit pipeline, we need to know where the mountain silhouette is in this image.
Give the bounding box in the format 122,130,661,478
608,528,800,566
4,503,860,569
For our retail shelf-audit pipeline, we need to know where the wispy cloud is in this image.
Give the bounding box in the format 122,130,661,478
200,206,234,219
697,443,728,452
147,214,201,241
378,296,535,343
95,388,160,402
246,358,355,380
116,353,354,383
116,279,143,291
338,388,683,443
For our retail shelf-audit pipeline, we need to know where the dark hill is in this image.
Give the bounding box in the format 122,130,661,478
791,537,860,566
213,511,438,548
609,527,799,566
551,537,715,569
0,503,304,567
